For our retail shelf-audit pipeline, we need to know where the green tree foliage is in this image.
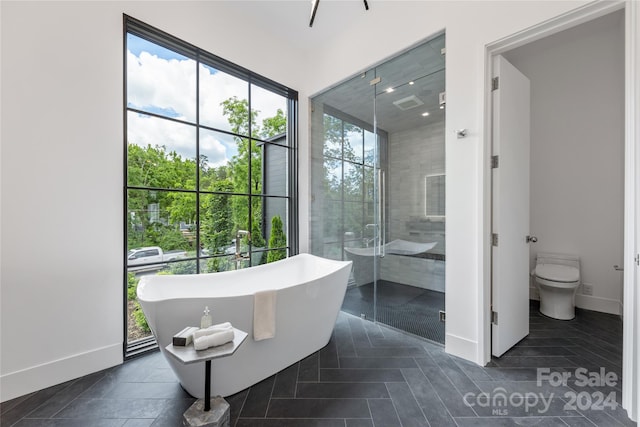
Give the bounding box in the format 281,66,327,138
201,180,234,254
127,97,287,264
261,108,286,139
133,302,150,332
127,144,193,251
267,215,287,263
321,113,376,247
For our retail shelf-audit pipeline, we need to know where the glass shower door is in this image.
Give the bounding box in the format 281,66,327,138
310,33,446,343
309,69,381,322
369,34,446,342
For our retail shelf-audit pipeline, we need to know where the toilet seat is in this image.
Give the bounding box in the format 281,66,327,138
535,264,579,283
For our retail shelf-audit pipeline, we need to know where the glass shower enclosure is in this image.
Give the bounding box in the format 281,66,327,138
310,34,446,344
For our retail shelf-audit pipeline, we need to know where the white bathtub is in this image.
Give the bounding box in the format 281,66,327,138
137,253,352,398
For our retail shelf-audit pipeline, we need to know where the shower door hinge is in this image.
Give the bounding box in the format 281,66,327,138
491,311,498,325
636,254,640,266
370,77,381,86
492,77,499,91
492,233,499,247
491,155,499,169
439,310,446,323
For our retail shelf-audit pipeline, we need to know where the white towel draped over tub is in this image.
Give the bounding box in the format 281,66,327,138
253,289,277,341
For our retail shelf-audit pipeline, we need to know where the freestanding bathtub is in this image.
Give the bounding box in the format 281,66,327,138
137,253,352,398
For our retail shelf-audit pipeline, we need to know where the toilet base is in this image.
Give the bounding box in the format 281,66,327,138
539,304,575,320
537,283,578,321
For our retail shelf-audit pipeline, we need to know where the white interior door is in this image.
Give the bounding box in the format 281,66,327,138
491,55,531,357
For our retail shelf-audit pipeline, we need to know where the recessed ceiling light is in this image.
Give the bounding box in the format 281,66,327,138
386,87,394,93
409,81,415,85
439,105,445,110
422,112,430,117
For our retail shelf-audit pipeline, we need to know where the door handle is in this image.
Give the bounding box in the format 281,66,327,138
376,169,386,258
526,235,538,243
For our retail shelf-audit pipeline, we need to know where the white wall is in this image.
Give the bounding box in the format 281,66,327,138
0,1,306,402
503,11,625,315
3,0,635,403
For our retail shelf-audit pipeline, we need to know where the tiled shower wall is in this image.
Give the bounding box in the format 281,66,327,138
381,120,445,292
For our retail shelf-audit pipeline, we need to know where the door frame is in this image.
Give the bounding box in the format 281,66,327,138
480,0,638,421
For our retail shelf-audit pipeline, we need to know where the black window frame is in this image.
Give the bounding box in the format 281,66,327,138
123,15,299,357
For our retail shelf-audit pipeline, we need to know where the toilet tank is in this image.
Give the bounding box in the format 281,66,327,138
536,252,580,270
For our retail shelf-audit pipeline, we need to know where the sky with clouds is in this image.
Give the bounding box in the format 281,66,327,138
126,34,286,168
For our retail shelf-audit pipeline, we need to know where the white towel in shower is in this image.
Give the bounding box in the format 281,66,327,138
253,289,277,341
193,329,235,351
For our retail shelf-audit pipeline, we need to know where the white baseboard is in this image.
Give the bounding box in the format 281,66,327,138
445,333,477,364
0,343,122,402
575,294,621,315
618,301,623,321
529,287,540,300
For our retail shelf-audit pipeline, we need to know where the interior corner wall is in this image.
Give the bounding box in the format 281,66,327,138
503,11,625,315
0,1,306,402
303,0,592,363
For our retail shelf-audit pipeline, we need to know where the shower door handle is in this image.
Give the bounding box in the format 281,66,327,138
378,169,386,258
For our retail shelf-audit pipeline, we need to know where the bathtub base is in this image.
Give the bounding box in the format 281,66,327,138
183,396,230,427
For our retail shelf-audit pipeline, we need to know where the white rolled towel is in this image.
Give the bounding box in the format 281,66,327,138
192,322,233,340
193,329,235,351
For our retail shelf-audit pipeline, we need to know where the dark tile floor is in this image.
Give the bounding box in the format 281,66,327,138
342,281,445,344
1,302,636,426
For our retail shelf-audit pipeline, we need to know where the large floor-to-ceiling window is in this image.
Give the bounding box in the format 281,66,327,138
124,16,298,353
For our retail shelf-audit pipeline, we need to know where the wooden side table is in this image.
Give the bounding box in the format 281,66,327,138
165,328,248,426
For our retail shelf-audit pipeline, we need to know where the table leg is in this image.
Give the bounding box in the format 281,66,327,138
204,360,211,411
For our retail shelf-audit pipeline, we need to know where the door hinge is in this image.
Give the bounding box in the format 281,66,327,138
491,155,499,169
491,311,498,325
492,76,499,91
492,233,499,247
439,310,446,323
636,254,640,266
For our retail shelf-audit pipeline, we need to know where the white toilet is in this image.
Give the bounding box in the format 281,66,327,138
533,252,581,320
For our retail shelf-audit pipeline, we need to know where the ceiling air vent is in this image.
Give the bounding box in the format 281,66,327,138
392,95,424,111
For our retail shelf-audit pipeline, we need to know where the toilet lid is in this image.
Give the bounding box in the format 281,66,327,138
535,264,580,283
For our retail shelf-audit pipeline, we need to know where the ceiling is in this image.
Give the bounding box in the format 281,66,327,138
313,34,446,134
224,1,373,50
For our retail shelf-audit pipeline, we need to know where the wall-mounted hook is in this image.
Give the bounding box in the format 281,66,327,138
456,129,468,138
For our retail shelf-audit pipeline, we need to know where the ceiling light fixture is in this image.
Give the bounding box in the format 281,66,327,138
386,87,394,93
310,0,369,27
422,112,430,117
309,0,320,27
409,81,415,85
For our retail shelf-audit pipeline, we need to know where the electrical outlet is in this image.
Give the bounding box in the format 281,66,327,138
582,284,593,296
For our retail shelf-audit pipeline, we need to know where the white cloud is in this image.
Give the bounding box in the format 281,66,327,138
127,51,197,121
127,48,287,155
